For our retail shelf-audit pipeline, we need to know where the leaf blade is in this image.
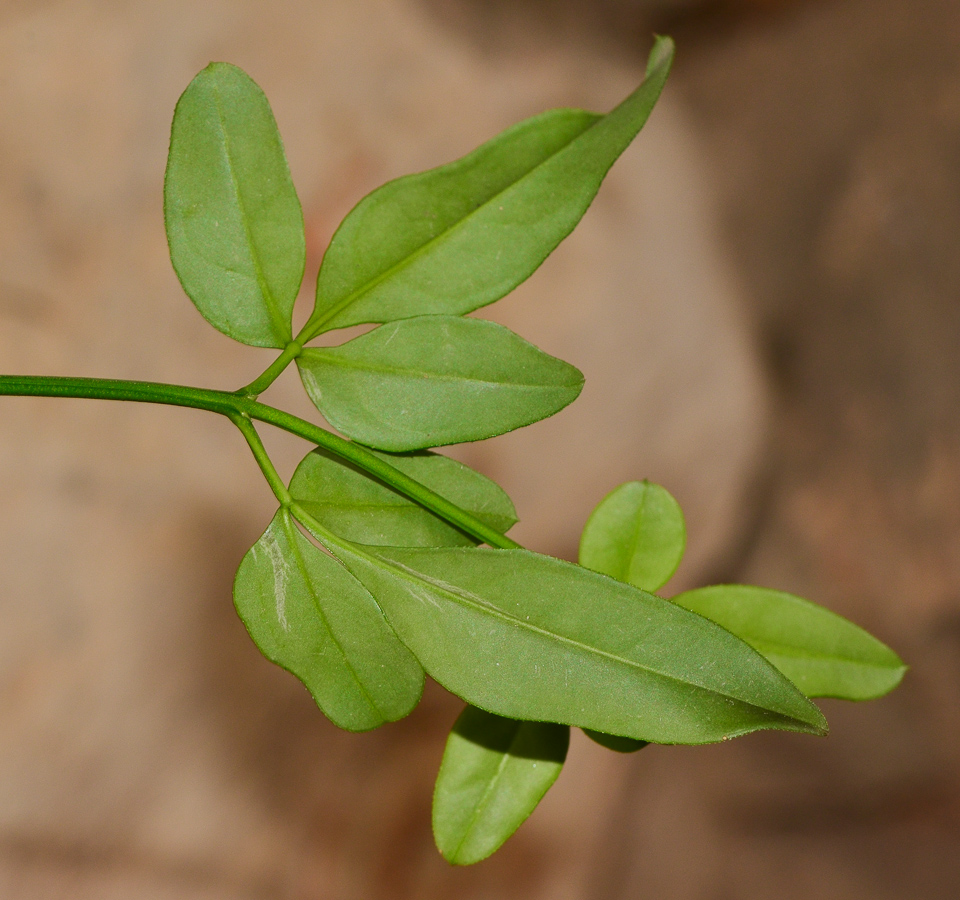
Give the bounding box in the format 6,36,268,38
670,585,907,700
579,480,686,592
305,37,674,335
233,510,424,730
307,537,827,744
289,447,517,547
165,62,304,347
297,316,583,451
433,707,568,865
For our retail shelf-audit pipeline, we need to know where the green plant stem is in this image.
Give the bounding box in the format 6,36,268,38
0,374,520,550
236,338,303,397
229,412,292,506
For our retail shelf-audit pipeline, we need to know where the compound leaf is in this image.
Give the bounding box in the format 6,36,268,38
233,509,423,731
290,447,517,547
308,537,828,744
303,36,674,337
297,316,583,451
165,62,304,347
433,706,568,865
579,480,686,593
670,585,907,701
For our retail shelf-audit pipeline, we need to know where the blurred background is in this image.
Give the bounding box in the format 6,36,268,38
1,0,958,896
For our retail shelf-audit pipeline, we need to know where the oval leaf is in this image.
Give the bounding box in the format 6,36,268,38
579,480,686,592
290,447,516,547
670,585,907,701
233,509,423,730
306,535,828,744
297,316,583,451
165,62,305,347
434,707,568,865
303,37,674,337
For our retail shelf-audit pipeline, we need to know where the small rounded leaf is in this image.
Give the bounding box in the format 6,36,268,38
579,480,686,592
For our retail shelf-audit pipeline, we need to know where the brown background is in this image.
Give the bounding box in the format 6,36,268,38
1,0,958,897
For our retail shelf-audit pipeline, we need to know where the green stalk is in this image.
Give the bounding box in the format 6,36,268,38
235,338,303,398
0,374,519,550
229,412,292,507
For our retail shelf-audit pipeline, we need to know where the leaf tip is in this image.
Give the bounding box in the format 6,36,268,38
646,35,676,78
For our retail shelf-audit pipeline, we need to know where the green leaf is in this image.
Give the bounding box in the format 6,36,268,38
670,585,907,701
303,36,674,337
233,509,423,730
297,316,583,451
433,706,569,865
165,62,305,347
289,447,517,547
306,536,828,744
582,730,648,754
579,480,686,593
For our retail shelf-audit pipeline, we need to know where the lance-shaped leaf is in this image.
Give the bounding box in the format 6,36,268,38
233,509,423,731
580,480,686,593
165,62,305,347
303,37,674,337
297,316,583,451
307,537,828,744
433,706,568,865
670,585,907,701
290,447,516,547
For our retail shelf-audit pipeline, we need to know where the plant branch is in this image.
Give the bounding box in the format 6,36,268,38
0,374,520,550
